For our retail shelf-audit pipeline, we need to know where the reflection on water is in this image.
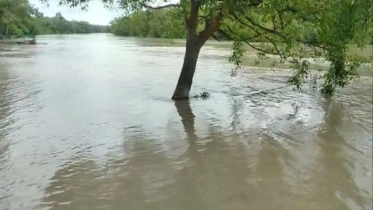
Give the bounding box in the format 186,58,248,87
0,34,372,210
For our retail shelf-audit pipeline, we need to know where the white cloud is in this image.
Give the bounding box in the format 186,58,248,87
29,0,123,25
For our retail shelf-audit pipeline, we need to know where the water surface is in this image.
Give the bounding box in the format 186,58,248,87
0,34,372,210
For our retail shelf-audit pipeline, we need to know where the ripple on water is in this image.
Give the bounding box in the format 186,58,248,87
0,35,372,210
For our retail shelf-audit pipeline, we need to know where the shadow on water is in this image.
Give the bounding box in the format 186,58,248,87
39,100,323,210
174,101,198,141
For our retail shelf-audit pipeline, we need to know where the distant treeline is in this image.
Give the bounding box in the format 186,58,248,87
32,13,108,35
109,9,185,39
0,0,107,36
110,9,373,45
109,9,316,42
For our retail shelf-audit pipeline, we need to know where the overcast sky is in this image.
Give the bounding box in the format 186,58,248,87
29,0,123,25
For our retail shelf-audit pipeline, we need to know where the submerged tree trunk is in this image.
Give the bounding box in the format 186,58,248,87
171,1,222,100
171,1,201,100
172,39,201,100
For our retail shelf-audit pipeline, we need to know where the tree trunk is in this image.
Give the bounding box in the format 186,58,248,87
172,39,201,100
5,25,9,36
171,1,222,100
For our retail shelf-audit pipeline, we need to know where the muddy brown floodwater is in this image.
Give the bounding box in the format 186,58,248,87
0,34,372,210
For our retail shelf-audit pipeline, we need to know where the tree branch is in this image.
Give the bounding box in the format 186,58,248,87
248,0,263,7
216,26,261,41
223,26,278,56
242,15,286,39
278,11,285,30
271,13,277,31
229,15,285,59
197,11,224,46
231,14,323,47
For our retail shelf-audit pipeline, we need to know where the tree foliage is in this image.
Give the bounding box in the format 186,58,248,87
216,0,372,95
0,0,35,35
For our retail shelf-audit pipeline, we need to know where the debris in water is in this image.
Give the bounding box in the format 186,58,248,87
192,91,210,99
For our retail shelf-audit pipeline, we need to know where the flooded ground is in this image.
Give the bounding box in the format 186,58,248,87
0,34,372,210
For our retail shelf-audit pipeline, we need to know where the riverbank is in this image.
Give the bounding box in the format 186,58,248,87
204,40,373,72
128,36,373,73
110,35,372,71
0,36,36,45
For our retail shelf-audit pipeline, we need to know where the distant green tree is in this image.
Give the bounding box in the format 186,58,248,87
110,9,186,38
0,0,108,36
0,0,33,35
